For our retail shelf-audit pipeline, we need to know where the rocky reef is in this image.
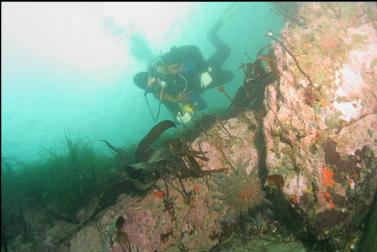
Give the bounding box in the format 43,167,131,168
263,2,377,250
61,111,267,252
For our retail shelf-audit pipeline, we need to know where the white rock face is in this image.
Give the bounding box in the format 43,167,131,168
332,23,377,122
263,2,377,249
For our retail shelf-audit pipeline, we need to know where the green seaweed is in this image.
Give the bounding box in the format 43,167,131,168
3,135,120,224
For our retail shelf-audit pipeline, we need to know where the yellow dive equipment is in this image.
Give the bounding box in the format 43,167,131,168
178,102,194,113
176,102,194,124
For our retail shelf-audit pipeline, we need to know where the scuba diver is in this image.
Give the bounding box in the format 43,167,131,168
133,19,234,124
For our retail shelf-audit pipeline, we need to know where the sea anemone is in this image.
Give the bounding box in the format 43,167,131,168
211,162,265,223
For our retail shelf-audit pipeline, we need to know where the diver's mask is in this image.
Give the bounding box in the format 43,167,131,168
146,77,167,93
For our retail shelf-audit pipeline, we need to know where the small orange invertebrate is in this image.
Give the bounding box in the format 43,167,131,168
193,184,201,193
321,166,335,188
323,190,335,209
153,191,165,199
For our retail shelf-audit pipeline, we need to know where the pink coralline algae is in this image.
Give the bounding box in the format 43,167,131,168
124,209,161,251
332,23,377,121
190,111,259,175
263,2,377,249
282,174,309,204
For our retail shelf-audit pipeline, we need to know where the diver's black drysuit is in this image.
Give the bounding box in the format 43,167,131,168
149,20,234,115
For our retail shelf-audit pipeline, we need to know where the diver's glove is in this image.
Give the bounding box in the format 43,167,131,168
176,111,193,124
159,80,167,89
200,67,213,88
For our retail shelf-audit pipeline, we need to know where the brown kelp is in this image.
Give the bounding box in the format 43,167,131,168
129,137,222,204
135,120,176,162
101,139,128,166
266,32,312,87
217,86,233,102
112,216,132,251
101,139,128,158
266,31,320,106
130,138,217,180
228,49,277,116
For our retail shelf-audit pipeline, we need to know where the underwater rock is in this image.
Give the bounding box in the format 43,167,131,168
217,234,307,252
190,110,260,175
14,4,377,251
54,111,262,252
96,112,262,251
263,2,377,250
